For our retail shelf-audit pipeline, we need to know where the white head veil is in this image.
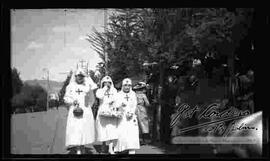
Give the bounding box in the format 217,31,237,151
100,75,117,92
101,76,114,87
122,78,132,86
121,78,134,93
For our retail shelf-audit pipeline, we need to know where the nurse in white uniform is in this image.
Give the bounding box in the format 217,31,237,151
114,78,140,154
96,76,119,154
64,68,97,154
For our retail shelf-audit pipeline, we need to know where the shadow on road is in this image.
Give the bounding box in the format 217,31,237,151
144,142,217,157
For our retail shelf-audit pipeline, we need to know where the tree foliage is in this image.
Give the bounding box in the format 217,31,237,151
87,9,147,84
86,8,254,142
11,67,48,113
87,8,252,81
11,84,47,113
12,67,23,97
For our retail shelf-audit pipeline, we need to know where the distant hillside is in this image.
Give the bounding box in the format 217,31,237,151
24,79,64,94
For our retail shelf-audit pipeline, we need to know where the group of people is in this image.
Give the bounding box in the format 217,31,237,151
63,68,150,155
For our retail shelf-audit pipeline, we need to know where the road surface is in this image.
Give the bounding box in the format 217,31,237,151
11,106,215,155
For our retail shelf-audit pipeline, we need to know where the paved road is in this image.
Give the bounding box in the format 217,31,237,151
11,107,215,155
48,107,168,154
11,110,58,154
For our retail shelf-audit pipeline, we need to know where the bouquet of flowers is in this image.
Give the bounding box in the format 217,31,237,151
126,111,133,120
99,108,112,117
99,102,124,119
111,106,124,118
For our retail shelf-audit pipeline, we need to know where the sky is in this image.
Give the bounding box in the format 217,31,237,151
11,9,114,82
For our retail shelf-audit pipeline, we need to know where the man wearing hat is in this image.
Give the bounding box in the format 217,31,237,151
133,82,151,145
113,78,140,154
64,68,97,154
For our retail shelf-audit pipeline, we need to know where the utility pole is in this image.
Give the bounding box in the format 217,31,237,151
64,9,67,47
43,68,50,111
104,8,108,75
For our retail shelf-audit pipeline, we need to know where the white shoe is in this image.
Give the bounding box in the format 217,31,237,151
128,150,135,154
109,150,115,155
77,150,81,155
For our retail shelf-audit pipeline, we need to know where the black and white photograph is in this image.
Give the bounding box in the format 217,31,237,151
3,7,269,159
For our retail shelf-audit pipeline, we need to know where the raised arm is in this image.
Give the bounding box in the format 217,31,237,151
85,76,98,91
95,86,108,99
64,84,74,104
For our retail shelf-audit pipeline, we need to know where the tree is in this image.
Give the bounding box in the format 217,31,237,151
31,85,47,112
88,8,254,86
87,9,147,84
87,8,255,142
188,8,254,105
11,84,48,113
11,68,23,97
35,91,47,112
11,92,28,113
87,8,205,142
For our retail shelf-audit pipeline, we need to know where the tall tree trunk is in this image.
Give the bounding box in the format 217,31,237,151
228,54,236,106
151,82,159,142
156,62,165,142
